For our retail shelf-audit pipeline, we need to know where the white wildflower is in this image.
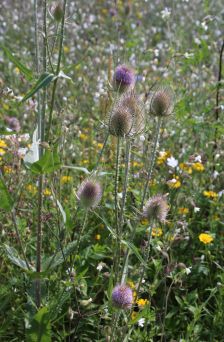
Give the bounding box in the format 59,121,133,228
138,318,145,327
167,156,178,168
194,207,200,213
161,7,171,19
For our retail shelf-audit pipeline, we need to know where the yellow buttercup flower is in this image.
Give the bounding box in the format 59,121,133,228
60,175,73,184
178,207,189,215
95,234,101,241
151,227,163,237
43,188,51,196
136,298,149,308
0,148,6,155
203,191,218,199
157,151,171,165
3,166,13,174
0,140,7,148
79,133,88,141
179,162,192,174
199,233,214,244
26,184,37,195
192,162,204,172
167,176,181,189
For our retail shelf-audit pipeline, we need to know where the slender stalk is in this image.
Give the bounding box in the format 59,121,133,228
135,225,153,300
120,139,131,228
213,40,224,165
46,0,67,141
141,117,162,208
114,136,121,282
36,0,47,308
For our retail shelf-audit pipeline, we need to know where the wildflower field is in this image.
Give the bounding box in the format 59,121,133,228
0,1,224,341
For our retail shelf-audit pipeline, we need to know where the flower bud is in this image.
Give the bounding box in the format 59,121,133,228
150,87,174,117
77,179,102,209
52,3,63,22
143,194,169,223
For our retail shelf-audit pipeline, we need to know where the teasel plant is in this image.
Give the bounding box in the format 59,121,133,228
34,0,67,308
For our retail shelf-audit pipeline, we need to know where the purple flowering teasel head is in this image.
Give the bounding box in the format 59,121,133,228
113,64,135,93
112,284,133,309
77,179,102,209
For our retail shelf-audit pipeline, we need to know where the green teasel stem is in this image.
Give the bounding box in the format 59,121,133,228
46,0,67,141
36,0,47,308
120,139,132,229
135,225,153,300
114,136,121,282
141,117,163,209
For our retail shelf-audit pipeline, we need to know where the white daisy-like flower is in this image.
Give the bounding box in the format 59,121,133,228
138,318,145,327
167,156,178,168
194,207,200,213
161,7,171,19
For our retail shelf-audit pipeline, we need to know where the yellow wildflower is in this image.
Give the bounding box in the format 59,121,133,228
79,133,88,141
63,46,70,53
157,151,171,165
26,184,37,195
3,166,13,174
97,143,103,149
60,175,73,184
95,234,101,241
179,162,192,174
127,281,135,289
178,207,189,215
203,191,218,199
140,218,149,225
0,140,7,148
43,188,51,196
199,233,214,244
136,298,149,308
167,176,181,189
192,162,204,172
14,67,20,74
152,227,163,237
0,148,6,155
132,161,143,167
3,103,9,110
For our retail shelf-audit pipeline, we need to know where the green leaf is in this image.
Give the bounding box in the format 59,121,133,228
42,240,77,271
21,72,55,103
1,44,33,81
121,240,148,268
28,148,61,175
0,178,13,211
26,307,51,342
4,244,33,271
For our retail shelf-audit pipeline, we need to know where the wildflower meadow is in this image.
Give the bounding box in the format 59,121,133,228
0,1,224,341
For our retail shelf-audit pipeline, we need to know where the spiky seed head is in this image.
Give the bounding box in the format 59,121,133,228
150,87,174,117
112,284,133,309
52,3,63,22
113,64,135,93
143,194,169,223
109,107,133,137
109,91,145,137
77,179,102,209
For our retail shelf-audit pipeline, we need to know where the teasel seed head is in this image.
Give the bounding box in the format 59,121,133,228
52,3,63,22
112,284,133,309
109,91,145,138
143,194,169,223
113,64,135,93
150,87,174,117
77,179,102,209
